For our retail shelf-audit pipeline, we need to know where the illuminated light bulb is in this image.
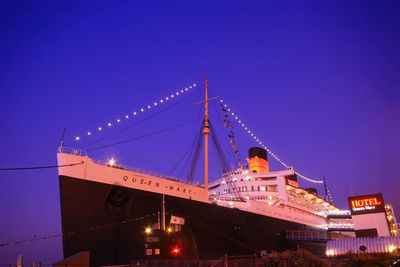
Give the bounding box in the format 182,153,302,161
108,122,112,127
235,116,238,120
242,124,245,126
176,92,179,95
171,94,174,98
245,127,248,130
248,130,251,133
87,132,91,135
160,99,164,103
238,120,241,123
117,119,120,123
250,133,253,136
147,105,151,109
167,227,173,233
125,115,129,119
154,102,157,106
228,109,231,112
145,227,151,234
141,108,144,112
220,100,223,103
189,86,192,88
166,97,169,100
75,136,80,141
180,90,183,93
98,127,102,131
133,112,137,115
232,113,235,115
185,88,188,91
108,158,116,166
224,104,227,107
193,84,196,87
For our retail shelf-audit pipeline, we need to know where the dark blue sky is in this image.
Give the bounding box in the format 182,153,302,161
1,0,399,264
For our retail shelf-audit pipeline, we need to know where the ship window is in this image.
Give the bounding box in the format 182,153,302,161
267,185,278,192
238,187,241,192
257,186,260,191
251,186,254,191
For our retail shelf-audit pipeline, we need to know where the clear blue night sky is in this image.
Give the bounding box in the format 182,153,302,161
1,0,399,264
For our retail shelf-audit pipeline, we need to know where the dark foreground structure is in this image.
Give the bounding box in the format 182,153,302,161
59,176,326,266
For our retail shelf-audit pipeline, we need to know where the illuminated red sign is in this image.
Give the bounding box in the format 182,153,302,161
348,193,385,215
351,198,381,208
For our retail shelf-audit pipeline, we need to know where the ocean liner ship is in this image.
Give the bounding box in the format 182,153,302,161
57,79,352,265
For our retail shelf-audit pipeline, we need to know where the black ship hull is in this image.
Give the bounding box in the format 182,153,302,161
59,175,326,266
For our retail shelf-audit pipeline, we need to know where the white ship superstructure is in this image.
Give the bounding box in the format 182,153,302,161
209,167,338,229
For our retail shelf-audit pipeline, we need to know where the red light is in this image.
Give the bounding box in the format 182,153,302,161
171,247,180,255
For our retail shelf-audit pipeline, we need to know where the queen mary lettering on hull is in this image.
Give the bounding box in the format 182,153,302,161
57,77,349,266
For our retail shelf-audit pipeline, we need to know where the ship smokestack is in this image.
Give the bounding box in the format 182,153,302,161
248,147,269,173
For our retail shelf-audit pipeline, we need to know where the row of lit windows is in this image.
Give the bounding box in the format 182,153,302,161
220,185,278,195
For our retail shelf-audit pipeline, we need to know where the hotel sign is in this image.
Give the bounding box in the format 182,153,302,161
348,193,385,215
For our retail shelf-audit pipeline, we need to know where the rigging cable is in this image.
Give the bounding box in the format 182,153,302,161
209,120,230,173
168,124,202,179
86,119,200,152
81,87,200,149
220,99,324,184
208,120,244,201
187,124,203,184
0,162,84,171
211,100,237,167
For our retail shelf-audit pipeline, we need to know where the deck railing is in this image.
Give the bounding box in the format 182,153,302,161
58,147,87,156
59,147,193,185
286,230,352,241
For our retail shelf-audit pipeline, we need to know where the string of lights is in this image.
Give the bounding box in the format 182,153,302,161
219,99,324,184
327,188,334,203
73,83,198,142
0,213,158,247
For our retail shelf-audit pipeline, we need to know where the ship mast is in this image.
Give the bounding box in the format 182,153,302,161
202,76,210,190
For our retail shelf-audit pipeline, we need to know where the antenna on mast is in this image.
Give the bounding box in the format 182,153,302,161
59,127,66,151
